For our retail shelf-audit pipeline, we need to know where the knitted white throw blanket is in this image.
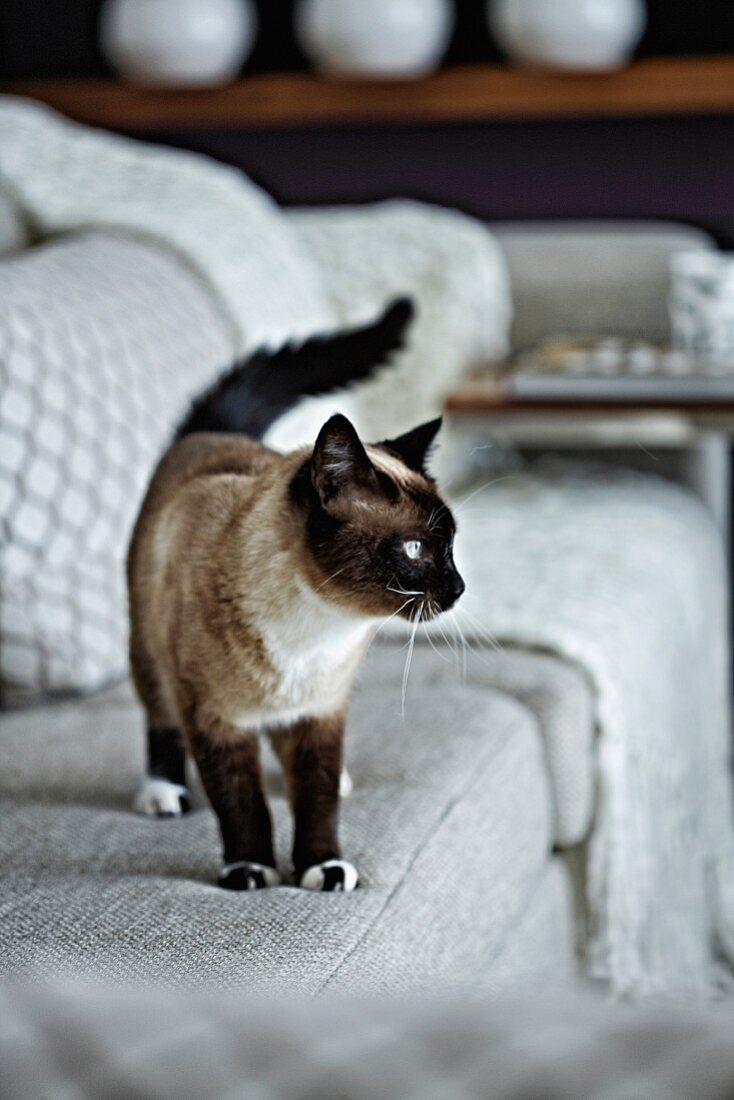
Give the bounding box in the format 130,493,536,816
0,97,334,352
0,97,510,459
432,465,734,997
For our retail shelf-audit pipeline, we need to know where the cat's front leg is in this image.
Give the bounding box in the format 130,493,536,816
270,713,359,892
186,723,281,890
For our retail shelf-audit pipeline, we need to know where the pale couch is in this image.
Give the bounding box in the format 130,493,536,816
0,205,722,996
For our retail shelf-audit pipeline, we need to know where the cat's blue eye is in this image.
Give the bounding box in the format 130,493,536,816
404,539,422,561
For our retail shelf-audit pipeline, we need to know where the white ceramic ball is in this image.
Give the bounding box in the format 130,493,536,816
296,0,455,78
100,0,258,87
488,0,646,71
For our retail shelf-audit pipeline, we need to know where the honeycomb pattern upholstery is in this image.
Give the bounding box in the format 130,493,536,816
0,232,236,702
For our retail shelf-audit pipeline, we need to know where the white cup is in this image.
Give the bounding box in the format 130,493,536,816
670,251,734,368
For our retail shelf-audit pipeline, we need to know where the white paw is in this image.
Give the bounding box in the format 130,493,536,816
133,777,191,818
299,860,359,892
339,767,353,798
218,861,282,890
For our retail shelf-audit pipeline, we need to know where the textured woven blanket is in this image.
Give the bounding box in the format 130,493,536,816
415,464,734,997
3,984,734,1100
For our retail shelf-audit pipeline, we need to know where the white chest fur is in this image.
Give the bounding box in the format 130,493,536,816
264,582,373,702
230,580,374,731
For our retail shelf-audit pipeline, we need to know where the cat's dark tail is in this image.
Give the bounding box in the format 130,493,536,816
175,297,414,442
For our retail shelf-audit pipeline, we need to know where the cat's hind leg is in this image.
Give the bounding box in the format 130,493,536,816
130,653,192,818
134,726,192,818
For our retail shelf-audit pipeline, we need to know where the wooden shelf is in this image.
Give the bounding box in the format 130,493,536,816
4,56,734,130
445,374,734,415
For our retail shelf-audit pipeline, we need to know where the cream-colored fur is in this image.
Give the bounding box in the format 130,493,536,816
128,433,379,743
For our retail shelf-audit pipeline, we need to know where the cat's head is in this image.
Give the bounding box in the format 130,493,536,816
292,414,464,622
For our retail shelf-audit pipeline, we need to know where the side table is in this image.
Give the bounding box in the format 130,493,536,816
446,377,734,551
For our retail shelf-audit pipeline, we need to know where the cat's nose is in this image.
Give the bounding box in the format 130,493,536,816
451,573,466,601
441,571,465,609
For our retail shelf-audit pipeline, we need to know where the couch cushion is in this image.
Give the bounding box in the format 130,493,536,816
494,220,716,350
486,858,577,994
404,645,595,848
0,646,554,995
0,231,236,701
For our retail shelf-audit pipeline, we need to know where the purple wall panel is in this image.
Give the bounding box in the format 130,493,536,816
139,115,734,245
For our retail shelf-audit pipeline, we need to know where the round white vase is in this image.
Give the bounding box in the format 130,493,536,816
100,0,258,87
296,0,455,79
488,0,646,70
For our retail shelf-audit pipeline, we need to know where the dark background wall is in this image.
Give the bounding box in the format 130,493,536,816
159,115,734,246
2,0,734,80
3,1,732,242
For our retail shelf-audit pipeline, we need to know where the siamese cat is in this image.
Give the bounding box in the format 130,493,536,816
127,298,465,892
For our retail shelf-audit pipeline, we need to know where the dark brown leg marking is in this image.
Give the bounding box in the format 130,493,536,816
148,727,187,788
271,713,358,891
188,729,278,889
133,728,191,818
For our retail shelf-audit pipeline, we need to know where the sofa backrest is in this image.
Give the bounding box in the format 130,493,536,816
493,220,716,350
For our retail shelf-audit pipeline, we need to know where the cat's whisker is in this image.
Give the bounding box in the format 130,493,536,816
434,611,462,674
460,620,504,659
454,627,502,676
440,606,497,677
401,602,423,719
387,585,425,597
450,474,520,516
426,601,467,681
447,608,469,683
457,604,505,654
313,565,349,593
432,605,458,656
458,613,472,682
428,503,452,530
372,598,414,641
451,612,507,682
423,612,454,666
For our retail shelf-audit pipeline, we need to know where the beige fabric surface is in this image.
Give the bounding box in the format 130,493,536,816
4,982,734,1100
0,645,575,995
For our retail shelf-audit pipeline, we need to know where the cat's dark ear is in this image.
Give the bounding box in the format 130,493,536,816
381,417,442,475
311,414,380,507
